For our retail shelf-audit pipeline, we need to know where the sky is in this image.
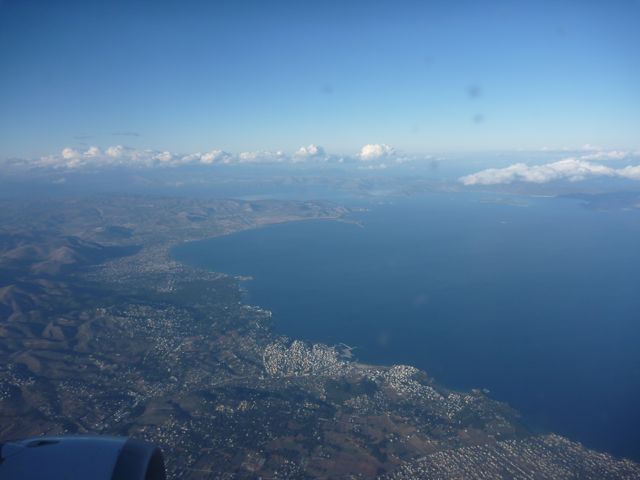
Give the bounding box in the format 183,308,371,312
0,0,639,161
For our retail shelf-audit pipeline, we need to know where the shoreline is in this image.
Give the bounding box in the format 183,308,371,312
165,211,638,464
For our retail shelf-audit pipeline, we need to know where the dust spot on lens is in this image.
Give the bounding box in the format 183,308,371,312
467,85,482,100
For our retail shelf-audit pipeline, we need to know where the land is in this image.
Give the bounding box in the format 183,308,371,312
1,195,638,478
561,191,640,211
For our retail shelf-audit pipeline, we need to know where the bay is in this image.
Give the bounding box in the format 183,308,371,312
171,193,640,460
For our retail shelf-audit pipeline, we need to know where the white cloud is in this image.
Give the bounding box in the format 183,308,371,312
294,144,325,160
84,146,101,158
152,151,173,163
581,143,602,151
33,146,288,169
238,150,286,163
61,148,80,159
106,145,125,158
37,155,59,167
618,165,640,180
199,149,233,164
579,150,628,161
459,157,640,186
176,153,201,164
10,142,415,171
539,145,627,157
358,143,395,161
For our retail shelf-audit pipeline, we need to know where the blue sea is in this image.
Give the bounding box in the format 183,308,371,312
172,192,640,461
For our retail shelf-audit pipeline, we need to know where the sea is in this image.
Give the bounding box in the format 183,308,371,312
171,192,640,461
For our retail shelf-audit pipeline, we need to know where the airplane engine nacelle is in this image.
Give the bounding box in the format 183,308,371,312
0,435,166,480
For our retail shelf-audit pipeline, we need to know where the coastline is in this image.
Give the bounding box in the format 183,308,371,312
165,206,640,464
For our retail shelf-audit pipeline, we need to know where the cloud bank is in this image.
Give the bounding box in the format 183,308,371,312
6,143,410,171
293,144,326,161
358,143,395,161
460,150,640,186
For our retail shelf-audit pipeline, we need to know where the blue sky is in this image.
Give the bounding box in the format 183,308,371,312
0,0,639,159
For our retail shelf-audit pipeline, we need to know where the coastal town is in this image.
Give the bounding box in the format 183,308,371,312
1,195,639,478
